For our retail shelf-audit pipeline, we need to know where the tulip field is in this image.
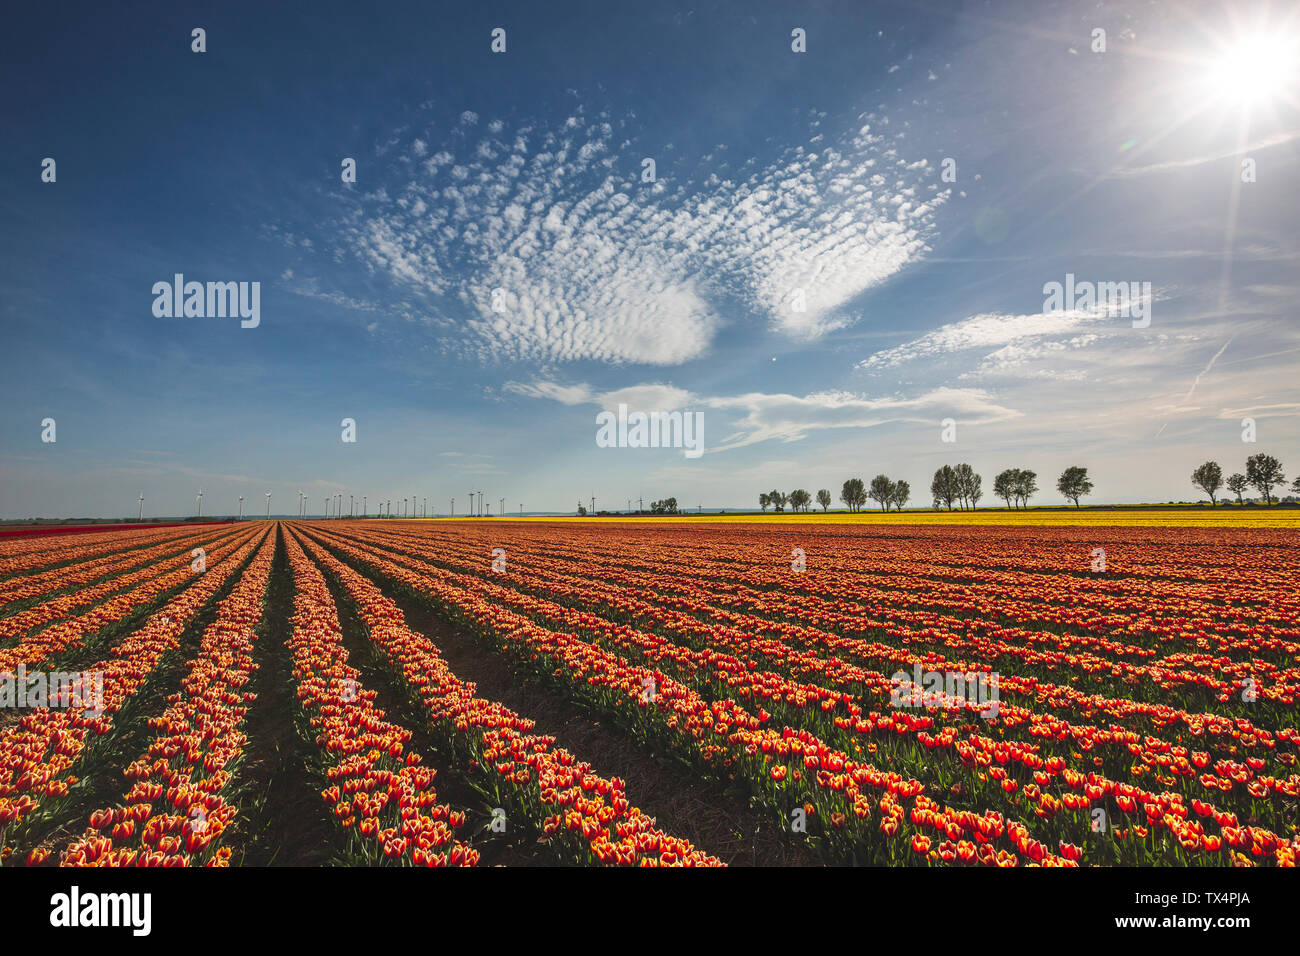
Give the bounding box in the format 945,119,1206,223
1,517,1297,867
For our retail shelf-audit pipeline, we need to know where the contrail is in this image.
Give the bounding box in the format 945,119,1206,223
1112,129,1300,178
1156,338,1233,438
1180,338,1233,405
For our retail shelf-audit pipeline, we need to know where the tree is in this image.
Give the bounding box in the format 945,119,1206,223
1190,461,1223,506
759,492,771,513
930,465,958,511
993,469,1018,509
868,474,895,511
774,491,789,513
954,463,982,510
1057,466,1093,508
889,479,911,511
1013,469,1038,509
1291,476,1300,498
840,478,867,513
952,463,976,510
1226,472,1248,505
816,489,832,512
789,489,811,512
1245,453,1286,506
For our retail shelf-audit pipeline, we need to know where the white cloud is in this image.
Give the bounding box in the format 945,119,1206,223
503,381,595,405
507,379,1019,451
701,386,1020,450
330,109,947,364
859,309,1110,371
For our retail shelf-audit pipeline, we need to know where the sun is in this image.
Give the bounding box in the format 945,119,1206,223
1204,32,1297,106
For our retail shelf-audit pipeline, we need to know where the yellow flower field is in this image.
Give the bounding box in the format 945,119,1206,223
402,508,1300,529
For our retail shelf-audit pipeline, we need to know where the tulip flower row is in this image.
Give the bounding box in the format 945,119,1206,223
0,528,254,673
369,524,1297,709
280,530,479,867
544,521,1297,583
59,532,278,867
319,524,1297,866
0,524,207,573
417,527,1297,836
306,525,1061,867
401,532,1300,801
363,523,1297,766
1,526,268,863
0,527,227,609
536,536,1299,668
389,534,1300,821
420,523,1300,681
0,532,230,642
293,527,721,866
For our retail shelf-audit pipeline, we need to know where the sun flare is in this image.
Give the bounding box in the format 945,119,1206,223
1205,32,1297,105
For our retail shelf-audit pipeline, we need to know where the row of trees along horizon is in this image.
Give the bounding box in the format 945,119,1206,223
756,453,1293,512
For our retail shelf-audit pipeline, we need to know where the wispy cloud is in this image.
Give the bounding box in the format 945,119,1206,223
857,283,1169,378
1109,128,1300,178
507,379,1019,451
858,309,1111,371
321,109,947,365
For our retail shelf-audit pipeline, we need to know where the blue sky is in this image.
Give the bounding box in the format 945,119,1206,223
2,0,1297,517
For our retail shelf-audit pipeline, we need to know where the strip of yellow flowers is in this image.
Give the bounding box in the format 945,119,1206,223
365,509,1299,529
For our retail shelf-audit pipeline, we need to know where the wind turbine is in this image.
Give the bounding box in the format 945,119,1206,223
238,495,244,519
499,497,505,517
591,494,596,515
265,491,271,518
363,495,366,517
468,491,474,517
196,488,203,519
349,494,353,518
423,496,427,518
479,491,484,517
138,494,144,521
450,497,454,517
